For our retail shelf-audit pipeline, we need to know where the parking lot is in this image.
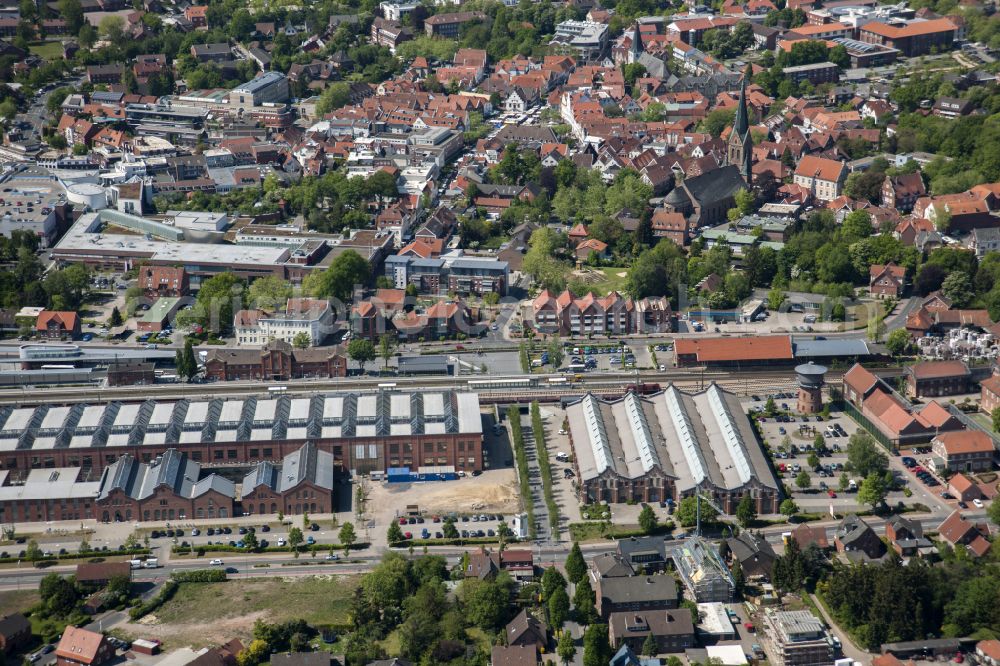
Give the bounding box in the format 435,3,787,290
752,398,887,511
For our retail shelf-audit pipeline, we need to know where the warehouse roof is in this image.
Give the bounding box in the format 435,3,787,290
566,385,778,494
0,390,481,452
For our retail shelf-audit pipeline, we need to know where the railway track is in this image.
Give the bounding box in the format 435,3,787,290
0,368,844,406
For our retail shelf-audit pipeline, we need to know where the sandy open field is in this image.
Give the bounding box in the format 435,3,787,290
367,468,520,519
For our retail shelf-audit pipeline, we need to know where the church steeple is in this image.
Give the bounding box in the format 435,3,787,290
733,67,750,138
727,64,754,184
629,23,642,63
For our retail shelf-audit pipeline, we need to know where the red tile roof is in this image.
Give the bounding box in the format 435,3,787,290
908,360,969,380
36,311,79,332
674,335,793,363
56,627,106,664
934,430,995,455
861,17,956,39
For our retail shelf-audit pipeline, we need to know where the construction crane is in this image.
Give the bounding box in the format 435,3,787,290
694,492,725,537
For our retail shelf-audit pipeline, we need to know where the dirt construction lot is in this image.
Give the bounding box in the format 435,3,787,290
116,575,360,649
366,468,520,521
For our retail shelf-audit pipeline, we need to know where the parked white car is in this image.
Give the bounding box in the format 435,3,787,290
209,558,224,566
973,498,984,508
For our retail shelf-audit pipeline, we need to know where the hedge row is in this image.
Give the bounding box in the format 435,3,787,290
508,405,536,539
172,542,368,555
0,548,151,566
531,401,560,532
129,580,179,621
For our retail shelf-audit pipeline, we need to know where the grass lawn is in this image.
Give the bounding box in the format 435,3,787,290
28,41,63,60
589,267,630,293
153,575,360,627
0,590,39,616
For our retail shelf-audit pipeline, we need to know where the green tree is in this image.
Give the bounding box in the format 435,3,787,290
243,530,259,551
288,527,304,558
339,522,357,554
858,474,888,509
886,328,910,356
548,585,570,629
378,333,397,370
180,339,197,381
941,271,974,308
573,577,596,625
292,331,311,348
387,521,404,544
736,494,757,528
796,470,811,489
846,433,888,478
565,541,586,584
348,338,376,373
180,272,245,335
59,0,84,33
541,566,567,601
842,209,873,241
807,452,820,470
315,82,352,115
867,314,886,342
642,633,657,657
839,472,851,492
548,337,564,368
98,14,125,42
582,623,612,666
247,275,292,311
779,498,799,517
988,496,1000,525
442,519,458,539
109,306,123,327
638,504,658,534
303,249,369,301
237,639,270,666
675,496,718,528
26,539,42,562
39,572,78,616
557,630,576,665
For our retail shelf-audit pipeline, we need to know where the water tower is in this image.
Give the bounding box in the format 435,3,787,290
795,362,828,414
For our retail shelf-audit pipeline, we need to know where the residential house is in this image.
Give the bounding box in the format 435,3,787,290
931,430,995,473
884,515,933,558
975,640,1000,666
937,509,991,557
981,375,1000,415
789,523,829,550
833,514,885,561
505,610,547,651
490,645,538,666
905,360,971,398
575,238,609,261
466,547,501,579
725,532,776,579
139,266,189,297
500,550,535,581
55,627,114,666
616,536,672,572
932,97,974,119
870,262,907,298
881,172,926,213
0,614,30,654
596,575,679,619
651,210,692,245
234,298,333,347
608,609,695,654
947,473,984,503
793,155,846,201
76,562,131,589
36,311,80,340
